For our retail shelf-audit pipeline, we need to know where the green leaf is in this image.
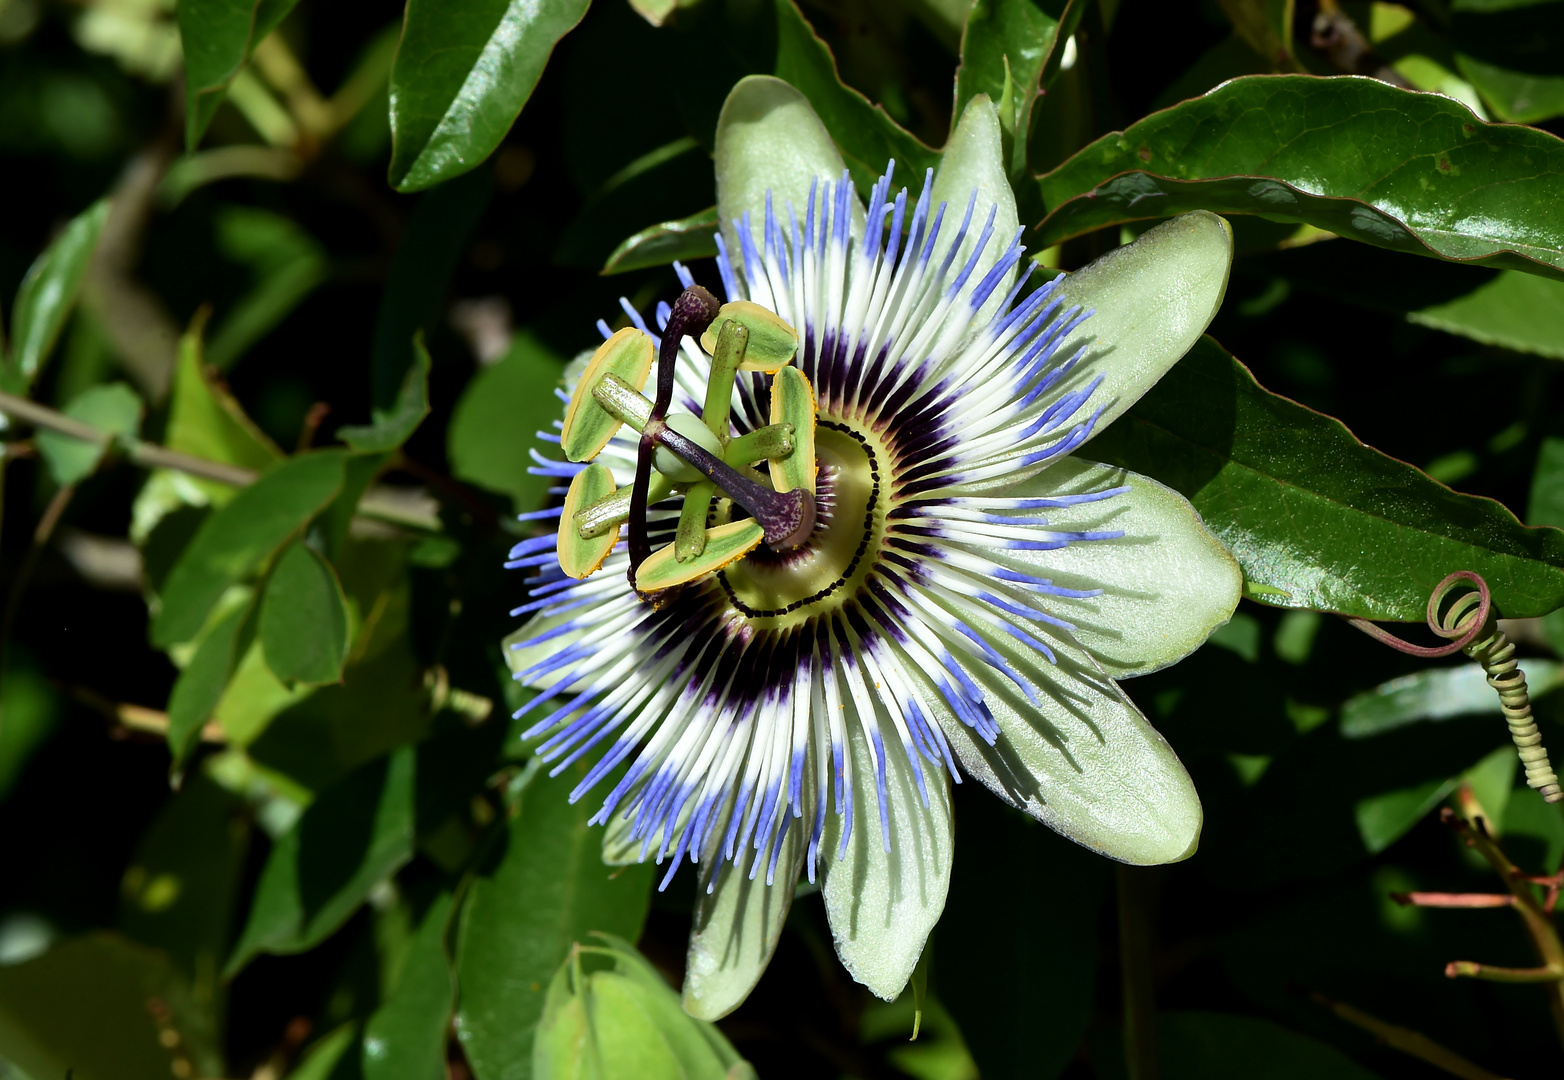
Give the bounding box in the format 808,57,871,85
177,0,303,149
1451,0,1564,124
260,540,351,686
1217,0,1297,70
1256,242,1564,360
151,450,348,648
1034,75,1564,280
117,774,251,1028
166,592,256,766
362,892,455,1080
953,0,1079,186
772,0,939,191
225,746,416,975
453,765,655,1080
1341,659,1564,739
387,0,590,192
164,324,283,472
1354,776,1459,854
4,198,110,389
35,381,142,486
205,205,329,372
0,932,222,1080
602,207,719,276
535,936,748,1080
447,330,565,515
1088,337,1564,621
340,334,431,453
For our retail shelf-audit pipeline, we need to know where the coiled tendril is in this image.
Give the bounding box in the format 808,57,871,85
1348,570,1562,804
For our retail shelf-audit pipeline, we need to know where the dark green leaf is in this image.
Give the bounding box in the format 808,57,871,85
166,593,255,765
0,932,222,1080
1088,337,1564,621
4,198,110,389
151,450,348,648
1529,436,1564,651
117,774,250,1024
260,540,351,685
557,138,712,269
954,0,1078,186
371,168,491,409
1216,0,1297,70
225,746,416,975
1409,271,1564,359
362,891,455,1080
340,335,432,453
177,0,303,149
937,792,1106,1080
387,0,590,192
1341,660,1563,739
602,207,719,275
1034,76,1564,280
453,765,655,1080
35,381,141,486
206,205,329,372
772,0,938,192
1451,0,1564,124
447,330,564,515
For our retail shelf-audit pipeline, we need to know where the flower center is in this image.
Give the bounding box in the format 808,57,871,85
719,421,887,631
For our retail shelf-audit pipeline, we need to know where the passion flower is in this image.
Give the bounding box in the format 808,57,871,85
504,76,1241,1018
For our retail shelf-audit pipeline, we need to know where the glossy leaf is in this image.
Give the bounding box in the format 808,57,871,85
151,450,348,648
166,593,255,766
954,0,1079,185
362,891,455,1080
35,381,142,486
387,0,590,192
225,746,416,974
0,932,221,1080
1089,337,1564,621
772,0,938,190
453,766,655,1080
602,207,719,275
260,540,351,685
4,198,110,389
1341,660,1564,739
1034,75,1564,280
448,330,566,514
340,334,432,453
177,0,302,149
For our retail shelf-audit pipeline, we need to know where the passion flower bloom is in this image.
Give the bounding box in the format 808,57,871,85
505,76,1240,1018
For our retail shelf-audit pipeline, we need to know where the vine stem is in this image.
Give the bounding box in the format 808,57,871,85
1117,864,1160,1080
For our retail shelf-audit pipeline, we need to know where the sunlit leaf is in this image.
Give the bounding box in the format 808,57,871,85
453,765,655,1078
1089,337,1564,621
387,0,590,192
1035,75,1564,280
259,540,351,686
166,592,255,766
151,450,347,648
35,381,141,486
1341,660,1564,739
